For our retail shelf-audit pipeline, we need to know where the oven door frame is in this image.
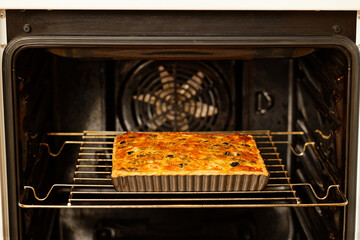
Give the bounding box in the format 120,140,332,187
1,30,360,240
0,8,8,240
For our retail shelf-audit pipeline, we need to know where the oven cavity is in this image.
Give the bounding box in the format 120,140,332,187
3,27,357,239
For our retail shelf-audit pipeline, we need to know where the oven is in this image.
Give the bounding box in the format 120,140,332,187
0,9,360,239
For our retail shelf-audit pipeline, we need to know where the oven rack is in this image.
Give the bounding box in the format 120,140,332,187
18,130,348,208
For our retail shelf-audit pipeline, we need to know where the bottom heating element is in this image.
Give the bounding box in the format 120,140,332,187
19,131,347,208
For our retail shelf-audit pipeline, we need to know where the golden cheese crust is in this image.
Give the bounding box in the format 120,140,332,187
112,132,268,177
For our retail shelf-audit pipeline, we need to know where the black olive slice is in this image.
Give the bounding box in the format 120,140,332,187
179,163,184,168
230,162,240,167
120,141,126,144
225,152,232,156
223,142,229,145
165,155,174,158
127,151,134,155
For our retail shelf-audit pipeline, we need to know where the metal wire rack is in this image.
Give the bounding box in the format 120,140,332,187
19,130,348,208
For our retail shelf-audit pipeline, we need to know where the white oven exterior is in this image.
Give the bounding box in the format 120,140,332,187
0,0,360,10
0,2,359,239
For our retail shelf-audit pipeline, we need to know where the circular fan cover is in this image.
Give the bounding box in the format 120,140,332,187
118,61,232,131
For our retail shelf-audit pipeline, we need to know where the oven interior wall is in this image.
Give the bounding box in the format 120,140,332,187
12,46,348,239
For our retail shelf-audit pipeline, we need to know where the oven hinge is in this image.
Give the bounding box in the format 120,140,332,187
0,9,6,48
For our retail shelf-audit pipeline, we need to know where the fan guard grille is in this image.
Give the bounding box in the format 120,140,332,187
118,61,232,131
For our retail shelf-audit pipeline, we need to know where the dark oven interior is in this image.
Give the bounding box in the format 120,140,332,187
3,10,359,240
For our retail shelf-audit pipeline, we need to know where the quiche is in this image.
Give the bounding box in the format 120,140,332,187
112,132,269,191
